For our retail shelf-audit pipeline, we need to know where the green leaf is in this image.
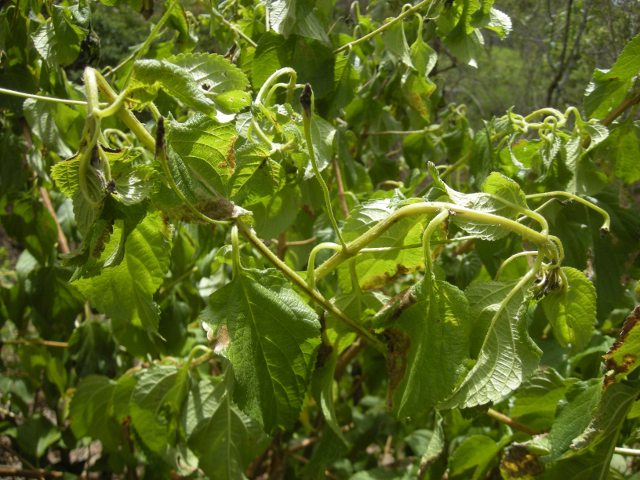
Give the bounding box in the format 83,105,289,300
32,6,86,67
540,380,640,479
46,356,67,396
417,412,444,472
430,167,528,241
252,32,335,99
442,283,541,409
15,413,61,458
166,2,197,52
0,129,29,198
166,114,238,196
129,60,219,117
24,98,79,158
304,347,350,477
511,368,569,418
73,211,172,333
25,266,85,337
563,136,607,196
228,143,285,207
382,18,414,69
410,32,438,78
616,131,640,184
167,52,251,113
376,278,471,418
268,0,329,44
330,51,360,111
541,267,596,355
603,306,640,386
249,184,300,239
444,21,483,68
581,123,609,150
68,319,117,378
588,186,640,318
111,158,156,206
470,7,512,39
0,192,58,265
450,435,502,476
338,197,426,293
200,268,321,432
325,291,387,351
0,62,37,114
545,378,602,460
186,376,270,480
303,115,336,179
584,33,640,119
130,364,191,454
70,375,121,451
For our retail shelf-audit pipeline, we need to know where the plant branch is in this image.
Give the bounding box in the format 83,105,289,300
581,90,640,148
236,220,387,354
2,339,68,348
333,159,350,218
614,447,640,457
0,87,106,107
334,340,365,381
334,0,436,54
485,408,543,436
94,71,156,152
283,237,317,247
134,0,181,63
301,84,347,250
526,191,610,234
314,202,556,283
0,467,61,478
38,186,70,255
546,0,573,105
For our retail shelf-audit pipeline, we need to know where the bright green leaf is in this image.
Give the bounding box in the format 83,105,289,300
542,267,597,355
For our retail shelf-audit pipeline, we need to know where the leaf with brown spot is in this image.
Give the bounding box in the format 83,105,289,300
165,114,238,196
382,277,471,418
383,328,411,411
603,305,640,388
337,195,439,293
500,442,545,479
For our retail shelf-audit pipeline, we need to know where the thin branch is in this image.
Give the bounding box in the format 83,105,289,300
333,159,350,219
582,90,640,148
614,447,640,457
334,0,436,54
288,424,353,452
0,443,37,471
277,232,287,261
0,467,61,478
2,339,68,348
334,340,365,381
237,220,388,354
285,237,317,247
0,87,104,107
452,238,474,257
484,408,543,436
38,186,70,254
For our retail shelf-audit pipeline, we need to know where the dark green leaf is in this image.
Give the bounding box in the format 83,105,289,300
200,268,321,432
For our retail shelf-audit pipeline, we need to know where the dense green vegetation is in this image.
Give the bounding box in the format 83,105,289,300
0,0,639,479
